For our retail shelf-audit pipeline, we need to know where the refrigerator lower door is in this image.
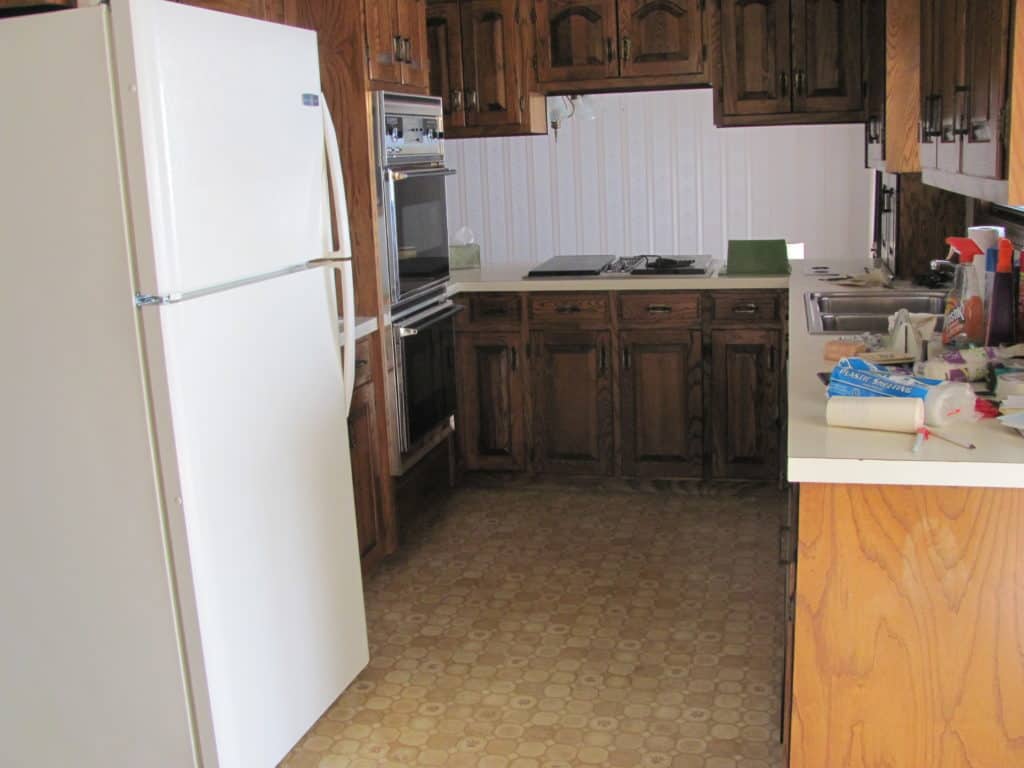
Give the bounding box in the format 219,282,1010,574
155,268,367,768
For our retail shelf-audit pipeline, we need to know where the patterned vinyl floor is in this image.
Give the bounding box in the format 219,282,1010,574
281,480,786,768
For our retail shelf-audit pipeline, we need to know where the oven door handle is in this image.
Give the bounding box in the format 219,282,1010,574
396,301,464,337
389,167,458,181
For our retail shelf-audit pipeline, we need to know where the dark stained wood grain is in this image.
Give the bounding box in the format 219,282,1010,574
718,0,791,116
710,328,780,479
619,329,703,477
791,483,1024,768
455,293,523,330
455,331,527,470
894,173,967,279
790,0,863,114
399,0,431,88
528,292,610,327
534,0,620,82
461,0,523,126
364,0,404,84
617,291,701,328
427,1,467,127
710,291,780,324
348,376,388,573
617,0,704,79
530,329,614,475
961,0,1012,180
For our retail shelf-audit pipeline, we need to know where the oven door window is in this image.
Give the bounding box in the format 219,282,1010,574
393,174,450,301
402,315,456,449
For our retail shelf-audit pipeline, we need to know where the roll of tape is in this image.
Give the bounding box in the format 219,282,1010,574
826,396,925,434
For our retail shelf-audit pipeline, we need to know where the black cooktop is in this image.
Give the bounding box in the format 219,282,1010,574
526,254,616,277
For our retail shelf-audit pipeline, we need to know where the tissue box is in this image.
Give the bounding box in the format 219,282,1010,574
449,243,480,270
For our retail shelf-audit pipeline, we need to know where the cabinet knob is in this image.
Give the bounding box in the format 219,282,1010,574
606,37,615,64
622,37,632,63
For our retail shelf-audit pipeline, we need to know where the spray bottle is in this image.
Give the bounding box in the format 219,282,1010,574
942,237,985,347
986,238,1018,346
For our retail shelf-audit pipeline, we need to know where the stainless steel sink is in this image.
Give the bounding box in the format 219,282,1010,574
804,290,947,334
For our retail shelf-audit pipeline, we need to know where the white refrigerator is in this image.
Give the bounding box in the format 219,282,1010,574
0,2,368,767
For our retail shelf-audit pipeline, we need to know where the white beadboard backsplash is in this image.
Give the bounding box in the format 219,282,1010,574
444,89,873,270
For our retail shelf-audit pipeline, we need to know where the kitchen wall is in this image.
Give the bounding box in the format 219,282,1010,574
444,89,873,269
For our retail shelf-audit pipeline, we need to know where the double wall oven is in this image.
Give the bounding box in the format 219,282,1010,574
375,93,459,471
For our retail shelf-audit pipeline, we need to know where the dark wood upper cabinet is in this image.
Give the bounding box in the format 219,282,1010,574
961,0,1012,179
718,0,792,116
535,0,620,82
710,328,780,480
863,0,885,167
456,332,526,470
619,329,703,477
790,0,863,113
617,0,704,78
530,329,614,475
919,0,942,169
461,0,523,125
715,0,863,125
427,2,467,126
399,0,431,89
935,0,966,174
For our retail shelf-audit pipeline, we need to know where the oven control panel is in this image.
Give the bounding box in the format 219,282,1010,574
383,113,444,161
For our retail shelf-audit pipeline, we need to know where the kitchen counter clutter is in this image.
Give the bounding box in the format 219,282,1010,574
787,261,1024,487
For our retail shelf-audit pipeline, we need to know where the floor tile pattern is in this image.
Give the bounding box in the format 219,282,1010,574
282,482,786,768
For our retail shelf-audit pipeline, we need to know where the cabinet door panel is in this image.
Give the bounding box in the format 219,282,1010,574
919,0,941,169
462,0,522,126
790,0,863,113
531,330,614,475
366,0,403,84
535,0,620,82
961,0,1011,179
720,0,792,115
456,332,526,470
863,0,885,167
618,0,704,78
620,330,703,477
935,0,966,173
711,329,780,479
399,0,430,88
349,382,387,571
427,2,467,127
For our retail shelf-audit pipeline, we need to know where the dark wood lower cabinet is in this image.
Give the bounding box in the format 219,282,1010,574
619,329,703,477
455,331,526,470
348,379,388,573
530,329,614,475
710,328,781,479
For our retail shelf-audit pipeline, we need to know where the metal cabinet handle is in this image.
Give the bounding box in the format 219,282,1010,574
606,37,614,63
646,304,672,314
466,89,479,111
922,94,942,138
796,70,806,95
622,37,632,62
555,304,581,314
954,84,970,136
732,303,758,315
450,89,464,112
780,71,789,98
393,35,402,62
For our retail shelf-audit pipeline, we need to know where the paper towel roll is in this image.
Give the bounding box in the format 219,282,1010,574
826,396,925,434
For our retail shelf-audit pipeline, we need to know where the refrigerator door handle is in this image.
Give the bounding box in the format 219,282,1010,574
321,93,356,415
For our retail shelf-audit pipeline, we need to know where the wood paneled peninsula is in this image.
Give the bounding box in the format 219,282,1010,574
785,260,1024,768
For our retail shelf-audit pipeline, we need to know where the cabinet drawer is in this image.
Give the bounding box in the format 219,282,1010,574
353,336,374,389
618,292,701,327
711,292,780,324
528,293,610,326
455,293,522,330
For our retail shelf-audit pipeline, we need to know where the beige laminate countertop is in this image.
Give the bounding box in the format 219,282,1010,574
448,264,790,293
787,261,1024,488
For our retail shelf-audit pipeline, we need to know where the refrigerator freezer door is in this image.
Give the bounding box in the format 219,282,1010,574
113,0,327,295
156,268,368,768
0,7,198,767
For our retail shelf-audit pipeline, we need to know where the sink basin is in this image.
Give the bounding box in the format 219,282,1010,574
805,290,947,334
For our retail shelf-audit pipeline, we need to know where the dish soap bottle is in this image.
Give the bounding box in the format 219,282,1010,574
942,237,985,347
986,237,1018,346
